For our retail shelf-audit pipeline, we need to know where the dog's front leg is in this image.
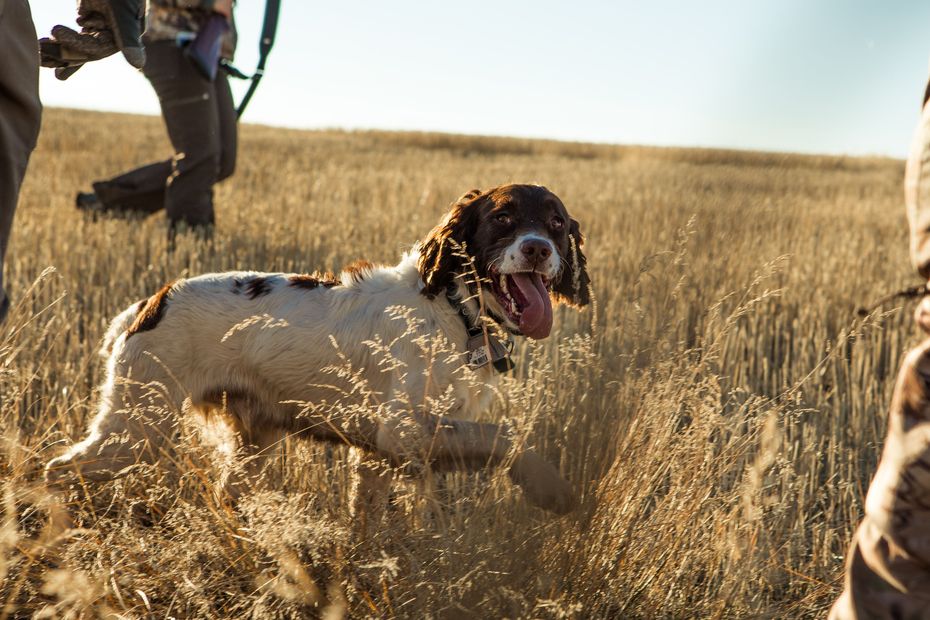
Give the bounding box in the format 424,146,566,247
347,447,394,535
374,413,576,515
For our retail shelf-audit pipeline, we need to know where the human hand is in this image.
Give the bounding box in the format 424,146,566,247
915,287,930,334
213,0,233,17
38,0,145,80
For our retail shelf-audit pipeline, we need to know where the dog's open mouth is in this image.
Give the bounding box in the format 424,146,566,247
489,269,553,340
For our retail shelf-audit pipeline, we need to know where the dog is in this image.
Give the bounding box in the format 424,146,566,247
45,184,591,518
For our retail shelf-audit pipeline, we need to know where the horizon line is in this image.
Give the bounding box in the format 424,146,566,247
41,105,906,162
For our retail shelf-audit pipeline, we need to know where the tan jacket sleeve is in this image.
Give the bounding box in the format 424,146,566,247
905,80,930,279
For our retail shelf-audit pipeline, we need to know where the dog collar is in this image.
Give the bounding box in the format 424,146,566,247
445,285,515,373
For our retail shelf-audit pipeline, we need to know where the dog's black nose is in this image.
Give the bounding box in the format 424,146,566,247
520,238,552,262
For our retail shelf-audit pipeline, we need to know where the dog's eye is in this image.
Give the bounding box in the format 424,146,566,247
495,213,512,226
550,216,565,231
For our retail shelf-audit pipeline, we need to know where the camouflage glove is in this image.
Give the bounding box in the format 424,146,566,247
39,0,145,81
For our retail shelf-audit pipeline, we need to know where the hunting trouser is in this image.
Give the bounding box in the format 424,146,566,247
92,40,237,232
0,0,42,323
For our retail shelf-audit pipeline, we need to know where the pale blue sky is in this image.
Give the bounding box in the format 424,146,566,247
30,1,930,156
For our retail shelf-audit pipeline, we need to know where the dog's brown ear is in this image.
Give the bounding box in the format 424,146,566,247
551,218,591,307
418,189,486,298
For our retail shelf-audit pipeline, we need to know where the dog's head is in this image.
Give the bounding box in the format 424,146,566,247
418,184,591,340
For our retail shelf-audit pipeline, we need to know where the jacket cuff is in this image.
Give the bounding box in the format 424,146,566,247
176,0,216,10
915,244,930,280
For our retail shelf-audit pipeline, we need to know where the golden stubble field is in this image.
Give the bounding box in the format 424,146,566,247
0,108,919,618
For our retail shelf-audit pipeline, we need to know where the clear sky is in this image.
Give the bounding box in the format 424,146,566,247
30,1,930,157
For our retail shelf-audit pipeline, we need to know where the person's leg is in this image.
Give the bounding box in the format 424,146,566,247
85,39,218,219
143,41,223,234
89,160,173,216
0,0,42,323
214,70,238,183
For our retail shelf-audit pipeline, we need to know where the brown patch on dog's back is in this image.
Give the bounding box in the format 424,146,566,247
342,259,380,283
126,282,174,339
288,272,340,290
244,276,273,300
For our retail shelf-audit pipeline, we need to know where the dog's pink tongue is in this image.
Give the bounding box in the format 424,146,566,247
511,273,553,339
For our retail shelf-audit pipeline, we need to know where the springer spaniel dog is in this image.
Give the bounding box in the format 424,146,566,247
45,184,590,518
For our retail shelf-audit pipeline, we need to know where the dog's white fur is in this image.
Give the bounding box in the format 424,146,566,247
46,251,575,515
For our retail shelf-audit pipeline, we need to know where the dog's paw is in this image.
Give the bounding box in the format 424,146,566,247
44,455,73,489
508,450,577,515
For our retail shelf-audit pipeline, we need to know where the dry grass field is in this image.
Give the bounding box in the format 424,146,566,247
0,108,919,618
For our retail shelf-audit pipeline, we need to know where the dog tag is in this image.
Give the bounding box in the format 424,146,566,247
466,332,514,373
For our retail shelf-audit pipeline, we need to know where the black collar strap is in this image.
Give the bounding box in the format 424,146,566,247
446,284,483,337
445,284,515,373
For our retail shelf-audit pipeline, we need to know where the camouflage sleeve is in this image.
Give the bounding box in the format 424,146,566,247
906,77,930,279
829,342,930,618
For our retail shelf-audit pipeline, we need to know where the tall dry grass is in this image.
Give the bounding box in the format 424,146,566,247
0,108,917,618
